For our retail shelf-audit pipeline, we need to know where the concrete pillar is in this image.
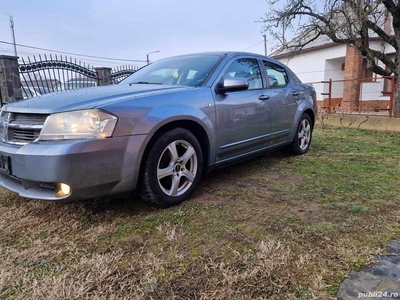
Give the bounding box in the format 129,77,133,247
342,45,363,113
0,55,23,104
95,67,113,86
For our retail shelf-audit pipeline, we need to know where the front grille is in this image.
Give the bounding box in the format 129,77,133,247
8,128,41,143
0,112,49,145
12,113,48,125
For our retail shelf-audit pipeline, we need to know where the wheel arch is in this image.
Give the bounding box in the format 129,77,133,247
288,106,316,141
303,108,315,128
139,119,212,178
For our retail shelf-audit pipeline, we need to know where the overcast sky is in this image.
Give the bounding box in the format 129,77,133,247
0,0,271,68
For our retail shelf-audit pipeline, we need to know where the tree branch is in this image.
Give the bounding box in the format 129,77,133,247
365,20,398,50
382,0,398,15
263,0,397,76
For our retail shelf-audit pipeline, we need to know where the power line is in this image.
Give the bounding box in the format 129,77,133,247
0,40,147,63
242,40,264,51
0,47,141,67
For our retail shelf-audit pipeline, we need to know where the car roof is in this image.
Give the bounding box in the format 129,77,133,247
166,51,286,68
170,51,263,58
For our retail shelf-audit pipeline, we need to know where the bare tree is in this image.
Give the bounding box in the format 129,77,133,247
261,0,400,117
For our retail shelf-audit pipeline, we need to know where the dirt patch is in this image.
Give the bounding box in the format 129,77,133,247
191,193,230,204
285,202,337,223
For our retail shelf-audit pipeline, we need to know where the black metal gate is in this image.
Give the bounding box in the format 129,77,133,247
19,54,137,99
19,54,99,98
111,66,138,83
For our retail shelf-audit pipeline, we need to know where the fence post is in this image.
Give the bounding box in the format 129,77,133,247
328,79,332,113
0,55,23,104
389,76,395,118
321,79,332,113
95,67,112,86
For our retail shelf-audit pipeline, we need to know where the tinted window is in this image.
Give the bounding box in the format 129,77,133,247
263,61,289,87
223,58,263,90
122,55,221,86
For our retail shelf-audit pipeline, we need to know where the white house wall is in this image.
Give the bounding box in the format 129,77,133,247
360,80,390,101
275,44,346,101
369,41,396,54
276,44,346,82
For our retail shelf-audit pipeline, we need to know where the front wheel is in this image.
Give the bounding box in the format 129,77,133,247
288,114,313,155
140,128,203,208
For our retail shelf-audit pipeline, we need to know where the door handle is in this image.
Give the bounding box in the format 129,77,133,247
292,91,300,96
258,95,270,101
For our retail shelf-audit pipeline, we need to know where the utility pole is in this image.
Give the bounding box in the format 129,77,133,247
262,34,267,56
9,15,17,56
146,50,160,65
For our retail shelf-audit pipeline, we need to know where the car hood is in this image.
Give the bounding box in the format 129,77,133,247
3,84,195,114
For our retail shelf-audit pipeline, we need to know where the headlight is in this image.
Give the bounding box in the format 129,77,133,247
38,109,117,140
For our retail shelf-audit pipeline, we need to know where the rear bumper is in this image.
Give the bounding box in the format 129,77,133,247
0,135,148,200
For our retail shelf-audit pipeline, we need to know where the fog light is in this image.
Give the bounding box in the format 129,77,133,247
60,183,71,195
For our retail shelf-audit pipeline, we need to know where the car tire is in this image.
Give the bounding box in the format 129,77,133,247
140,128,203,208
289,113,313,155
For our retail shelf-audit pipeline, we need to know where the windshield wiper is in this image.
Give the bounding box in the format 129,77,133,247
130,81,162,85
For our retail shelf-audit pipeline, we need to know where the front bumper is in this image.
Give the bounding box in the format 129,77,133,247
0,135,148,201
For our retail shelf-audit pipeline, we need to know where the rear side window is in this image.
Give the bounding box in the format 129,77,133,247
263,61,289,87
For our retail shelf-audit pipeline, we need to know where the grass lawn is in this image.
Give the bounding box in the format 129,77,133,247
1,126,400,299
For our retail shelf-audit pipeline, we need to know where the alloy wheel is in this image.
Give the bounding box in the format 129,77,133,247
157,140,198,197
298,119,311,151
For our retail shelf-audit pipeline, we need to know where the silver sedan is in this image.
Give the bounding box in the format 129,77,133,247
0,52,317,207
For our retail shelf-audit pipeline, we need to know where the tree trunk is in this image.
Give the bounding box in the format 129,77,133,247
392,9,400,118
393,75,400,118
394,43,400,118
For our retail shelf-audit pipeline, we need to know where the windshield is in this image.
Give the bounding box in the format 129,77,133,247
122,54,221,86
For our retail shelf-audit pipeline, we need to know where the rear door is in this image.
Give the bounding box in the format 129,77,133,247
262,60,299,145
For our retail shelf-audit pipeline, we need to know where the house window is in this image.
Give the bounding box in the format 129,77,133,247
382,54,395,95
383,77,392,95
361,58,374,81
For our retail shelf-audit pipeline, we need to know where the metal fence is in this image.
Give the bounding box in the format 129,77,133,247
111,66,139,84
308,76,394,117
19,54,137,99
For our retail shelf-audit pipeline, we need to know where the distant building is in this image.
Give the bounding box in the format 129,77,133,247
270,16,394,113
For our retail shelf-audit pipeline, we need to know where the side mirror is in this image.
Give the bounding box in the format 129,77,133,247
216,77,249,94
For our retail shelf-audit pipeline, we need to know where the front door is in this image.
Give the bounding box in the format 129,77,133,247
214,58,271,162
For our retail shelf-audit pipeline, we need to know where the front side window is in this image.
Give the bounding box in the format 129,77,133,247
223,58,263,90
263,61,289,87
122,55,221,86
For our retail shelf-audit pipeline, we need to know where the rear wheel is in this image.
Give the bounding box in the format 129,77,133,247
140,128,203,208
289,113,313,155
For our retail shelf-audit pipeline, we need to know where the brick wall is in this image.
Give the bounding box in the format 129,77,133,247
318,99,389,113
359,100,390,112
342,45,363,112
317,98,343,112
